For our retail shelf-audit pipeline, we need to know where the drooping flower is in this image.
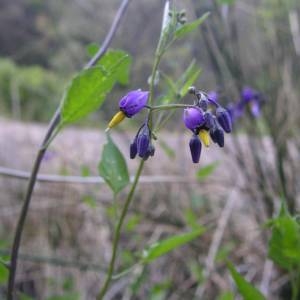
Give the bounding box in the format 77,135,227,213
119,90,149,117
240,86,262,118
207,90,219,106
130,123,155,161
189,134,202,163
107,89,149,129
183,107,205,131
216,106,232,133
210,124,224,147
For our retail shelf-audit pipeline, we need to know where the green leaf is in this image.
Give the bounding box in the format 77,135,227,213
98,134,130,194
196,162,219,180
217,291,235,300
184,208,201,230
159,61,200,105
175,12,210,40
142,228,205,263
179,68,201,97
268,204,300,269
60,50,131,126
98,50,131,85
0,262,8,284
227,262,266,300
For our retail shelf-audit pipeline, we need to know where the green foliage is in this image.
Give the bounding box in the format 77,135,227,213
217,291,235,300
82,195,97,209
149,281,171,300
160,60,201,104
268,203,300,269
196,162,219,181
125,214,142,232
184,208,201,229
141,228,205,263
98,134,130,195
19,294,34,300
174,12,210,40
60,50,131,126
0,58,63,121
227,261,266,300
0,262,8,284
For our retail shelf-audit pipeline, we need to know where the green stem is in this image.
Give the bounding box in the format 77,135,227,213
149,103,197,112
291,269,299,300
97,160,145,300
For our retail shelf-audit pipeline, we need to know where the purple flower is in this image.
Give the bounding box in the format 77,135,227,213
250,96,261,117
189,134,202,163
242,87,256,103
130,123,155,160
119,89,149,117
183,107,205,131
216,107,232,133
210,125,224,147
207,90,219,106
137,125,150,158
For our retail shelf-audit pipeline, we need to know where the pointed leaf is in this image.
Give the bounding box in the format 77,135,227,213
175,12,210,40
196,162,219,180
142,227,205,263
60,51,131,126
268,205,300,269
98,134,130,194
227,262,266,300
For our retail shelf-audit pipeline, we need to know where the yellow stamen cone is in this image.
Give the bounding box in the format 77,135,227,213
199,129,210,147
107,111,126,130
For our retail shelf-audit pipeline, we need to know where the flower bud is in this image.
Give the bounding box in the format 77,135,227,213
130,139,138,159
137,125,150,158
216,107,232,133
210,126,224,147
119,90,149,118
183,107,205,131
189,134,202,163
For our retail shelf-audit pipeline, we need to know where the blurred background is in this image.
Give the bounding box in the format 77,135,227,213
0,0,299,299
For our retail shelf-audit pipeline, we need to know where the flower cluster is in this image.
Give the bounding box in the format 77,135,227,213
107,87,232,164
183,87,232,163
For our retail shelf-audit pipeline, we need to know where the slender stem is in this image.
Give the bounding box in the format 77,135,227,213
97,160,145,300
149,103,198,111
7,110,60,300
6,1,131,298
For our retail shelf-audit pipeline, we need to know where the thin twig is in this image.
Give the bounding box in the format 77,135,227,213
6,1,131,298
